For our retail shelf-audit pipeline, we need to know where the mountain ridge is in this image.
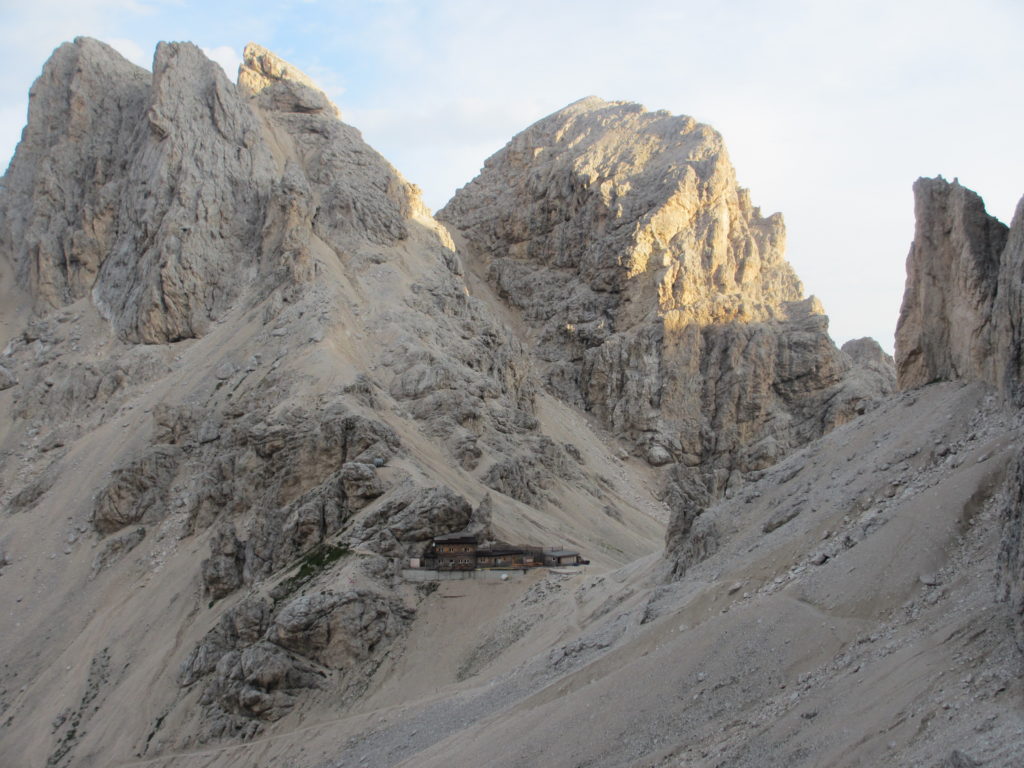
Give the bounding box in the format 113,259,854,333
0,38,1019,768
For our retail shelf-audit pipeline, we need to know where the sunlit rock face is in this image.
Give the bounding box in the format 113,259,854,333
441,97,893,575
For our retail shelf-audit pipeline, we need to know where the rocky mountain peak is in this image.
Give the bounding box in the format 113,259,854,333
238,42,339,118
895,176,1024,404
0,40,424,343
0,37,150,310
443,96,803,328
442,98,894,574
895,177,1010,390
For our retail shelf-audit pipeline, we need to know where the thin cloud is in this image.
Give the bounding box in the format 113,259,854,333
108,37,149,68
202,45,241,80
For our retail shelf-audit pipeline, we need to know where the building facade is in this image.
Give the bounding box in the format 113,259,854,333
419,533,588,572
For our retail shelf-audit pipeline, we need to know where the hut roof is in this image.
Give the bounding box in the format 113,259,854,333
433,532,478,544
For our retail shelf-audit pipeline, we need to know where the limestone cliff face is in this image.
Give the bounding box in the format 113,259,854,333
0,40,585,757
895,178,1010,391
996,197,1024,405
999,451,1024,652
894,176,1024,651
3,39,269,341
440,98,893,574
0,38,150,311
0,39,419,343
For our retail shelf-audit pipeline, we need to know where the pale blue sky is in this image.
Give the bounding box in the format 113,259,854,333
2,0,1022,352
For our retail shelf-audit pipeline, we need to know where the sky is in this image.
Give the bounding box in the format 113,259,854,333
1,0,1022,353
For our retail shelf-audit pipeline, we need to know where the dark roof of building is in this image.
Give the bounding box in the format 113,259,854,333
433,532,478,544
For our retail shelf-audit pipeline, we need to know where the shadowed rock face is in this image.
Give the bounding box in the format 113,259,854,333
997,197,1024,405
895,178,1009,390
440,97,894,574
894,176,1024,652
895,177,1024,405
999,451,1024,652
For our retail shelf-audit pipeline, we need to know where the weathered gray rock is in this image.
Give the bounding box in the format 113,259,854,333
357,485,474,557
152,402,205,444
14,346,170,426
0,37,417,346
0,364,15,391
200,640,325,723
240,42,416,252
998,450,1024,651
662,465,714,579
467,493,494,539
481,437,574,506
837,338,897,416
0,38,150,309
180,584,411,733
0,38,289,343
339,462,384,507
995,196,1024,405
238,42,338,118
270,589,410,667
92,444,180,534
90,526,146,578
440,97,891,574
202,524,246,600
269,592,341,657
842,337,894,371
92,41,278,342
196,419,221,444
179,596,275,687
896,178,1009,389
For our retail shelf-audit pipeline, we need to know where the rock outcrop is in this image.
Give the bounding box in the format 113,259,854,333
895,178,1010,391
0,38,150,311
894,177,1024,652
996,197,1024,405
1,39,275,342
895,177,1024,405
999,451,1024,652
440,97,894,574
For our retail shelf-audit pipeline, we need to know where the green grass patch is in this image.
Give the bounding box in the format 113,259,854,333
271,542,350,602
